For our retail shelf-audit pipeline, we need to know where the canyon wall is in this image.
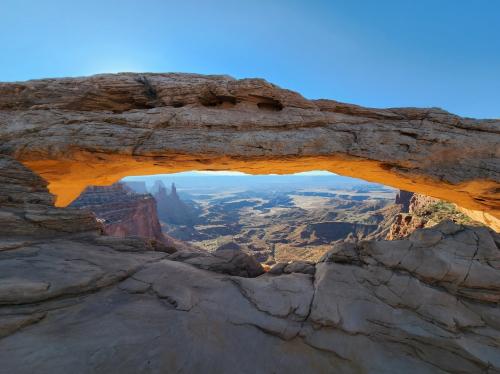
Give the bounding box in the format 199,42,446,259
394,190,414,213
70,183,169,246
0,73,498,229
388,190,481,240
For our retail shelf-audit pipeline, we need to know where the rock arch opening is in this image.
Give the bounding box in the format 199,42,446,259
22,154,499,232
67,170,486,267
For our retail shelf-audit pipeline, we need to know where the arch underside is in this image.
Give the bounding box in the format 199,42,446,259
23,152,499,231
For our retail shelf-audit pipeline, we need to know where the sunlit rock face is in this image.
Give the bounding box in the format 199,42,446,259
0,73,498,230
388,191,486,240
389,191,440,239
394,190,414,213
69,183,170,246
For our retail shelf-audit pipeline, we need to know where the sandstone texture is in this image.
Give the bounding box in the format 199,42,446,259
388,191,439,239
394,189,414,212
1,154,500,373
0,73,498,229
0,155,101,239
388,190,483,240
70,182,173,248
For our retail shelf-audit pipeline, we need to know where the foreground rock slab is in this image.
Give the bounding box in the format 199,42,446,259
1,223,499,373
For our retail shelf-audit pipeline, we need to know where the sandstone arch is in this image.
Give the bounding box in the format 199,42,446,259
0,73,498,229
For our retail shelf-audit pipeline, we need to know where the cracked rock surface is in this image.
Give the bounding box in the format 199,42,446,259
1,156,500,373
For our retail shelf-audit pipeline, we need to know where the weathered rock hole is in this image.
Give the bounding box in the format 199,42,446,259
136,76,158,101
200,95,237,108
257,100,283,111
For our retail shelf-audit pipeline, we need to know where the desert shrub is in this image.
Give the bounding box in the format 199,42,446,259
417,201,477,227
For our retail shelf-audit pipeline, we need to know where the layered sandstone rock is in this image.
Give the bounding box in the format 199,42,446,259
70,183,169,246
394,190,414,213
0,73,498,230
389,191,435,239
388,190,480,239
387,213,425,240
0,155,101,239
407,192,441,214
1,152,500,373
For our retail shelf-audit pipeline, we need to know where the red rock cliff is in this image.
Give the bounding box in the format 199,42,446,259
387,190,479,239
70,183,169,245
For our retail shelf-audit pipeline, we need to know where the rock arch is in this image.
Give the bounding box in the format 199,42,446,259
0,73,498,229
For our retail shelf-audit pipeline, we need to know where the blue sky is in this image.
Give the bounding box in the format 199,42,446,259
123,170,334,178
1,0,499,118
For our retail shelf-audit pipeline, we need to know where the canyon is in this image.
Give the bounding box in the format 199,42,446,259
0,73,499,373
91,176,479,265
134,176,401,263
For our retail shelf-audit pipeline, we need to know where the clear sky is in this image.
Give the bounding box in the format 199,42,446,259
123,170,334,178
1,0,499,118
